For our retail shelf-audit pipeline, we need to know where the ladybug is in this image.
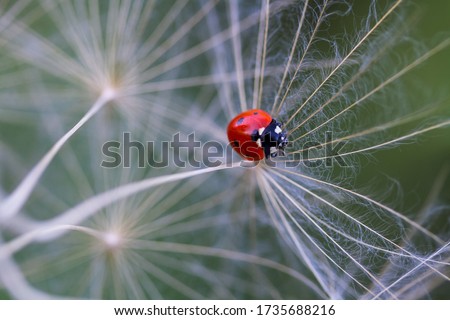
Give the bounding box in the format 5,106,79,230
227,109,288,161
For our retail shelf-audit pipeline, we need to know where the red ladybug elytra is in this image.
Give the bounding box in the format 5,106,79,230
227,109,288,161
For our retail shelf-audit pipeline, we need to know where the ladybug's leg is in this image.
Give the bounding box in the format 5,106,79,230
264,143,272,159
270,147,278,157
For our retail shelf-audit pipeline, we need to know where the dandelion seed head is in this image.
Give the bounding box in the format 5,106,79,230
102,231,123,251
100,86,117,101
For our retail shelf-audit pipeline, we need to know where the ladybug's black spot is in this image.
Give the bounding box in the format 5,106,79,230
233,141,239,147
237,117,244,125
253,112,258,115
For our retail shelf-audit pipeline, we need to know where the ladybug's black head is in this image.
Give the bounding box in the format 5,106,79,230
260,119,288,158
